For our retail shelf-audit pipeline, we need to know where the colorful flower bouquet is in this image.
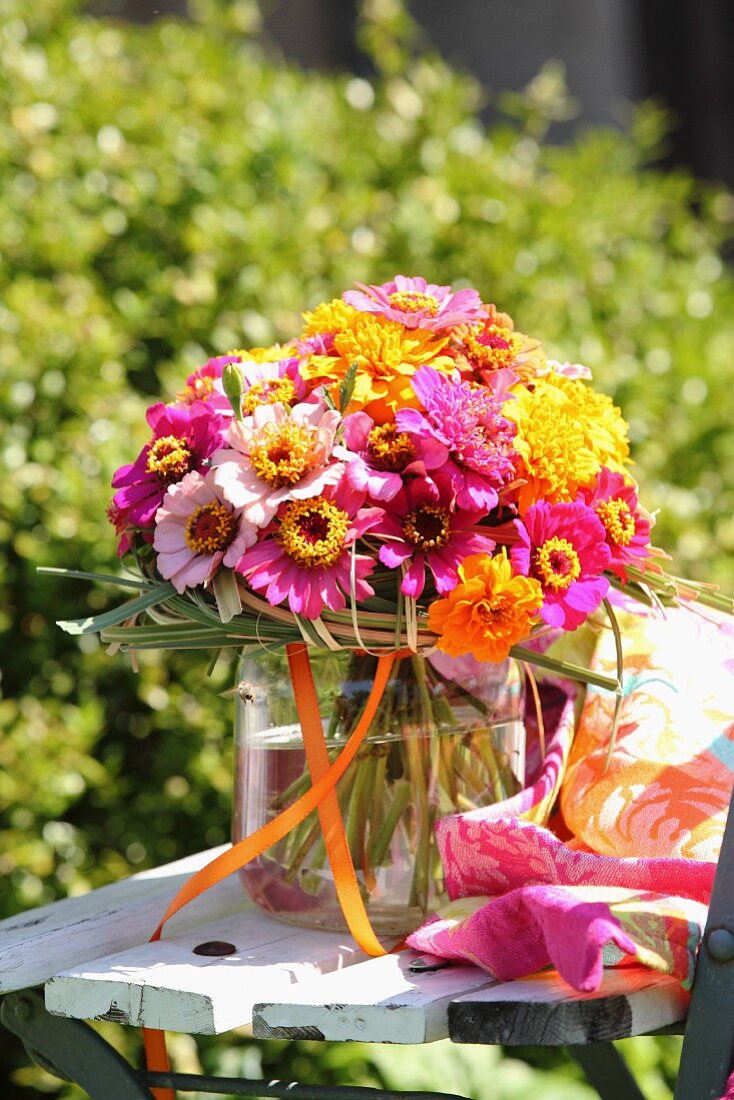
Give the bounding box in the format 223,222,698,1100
49,274,732,935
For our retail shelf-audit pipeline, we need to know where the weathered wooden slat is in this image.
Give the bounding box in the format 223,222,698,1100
45,909,372,1034
448,967,690,1046
0,845,242,994
253,953,497,1044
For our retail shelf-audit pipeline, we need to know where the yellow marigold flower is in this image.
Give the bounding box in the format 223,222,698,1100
227,343,297,363
428,551,542,663
547,372,630,473
506,373,630,514
300,298,360,337
300,313,454,423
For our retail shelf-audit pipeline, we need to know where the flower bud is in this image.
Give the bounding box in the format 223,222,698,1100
222,362,246,420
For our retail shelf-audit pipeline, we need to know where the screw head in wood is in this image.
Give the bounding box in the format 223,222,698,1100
193,940,237,957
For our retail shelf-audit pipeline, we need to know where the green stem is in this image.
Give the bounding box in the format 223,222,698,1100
367,779,411,866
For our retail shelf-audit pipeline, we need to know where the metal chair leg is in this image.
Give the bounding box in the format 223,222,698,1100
1,990,154,1099
568,1042,648,1100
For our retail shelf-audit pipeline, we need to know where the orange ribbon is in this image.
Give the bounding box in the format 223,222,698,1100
286,642,388,957
143,645,396,1097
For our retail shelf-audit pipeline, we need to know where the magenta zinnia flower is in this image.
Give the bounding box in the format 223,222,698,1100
235,479,382,619
373,478,496,598
396,366,517,512
154,470,259,593
580,467,652,579
173,355,241,413
511,500,611,630
212,401,346,528
343,275,486,332
342,411,448,503
111,402,228,528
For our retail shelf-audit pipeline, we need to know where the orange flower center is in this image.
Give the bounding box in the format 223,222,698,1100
242,377,297,417
278,497,350,570
388,290,439,316
146,435,193,483
403,504,451,551
175,376,217,405
367,423,417,472
184,500,237,555
533,536,581,591
595,498,635,546
249,421,318,488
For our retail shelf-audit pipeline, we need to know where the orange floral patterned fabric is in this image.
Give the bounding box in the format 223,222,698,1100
562,607,734,861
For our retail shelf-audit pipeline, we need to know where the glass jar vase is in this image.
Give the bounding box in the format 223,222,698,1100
232,648,525,936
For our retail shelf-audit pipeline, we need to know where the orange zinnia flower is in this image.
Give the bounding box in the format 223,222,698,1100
427,550,542,663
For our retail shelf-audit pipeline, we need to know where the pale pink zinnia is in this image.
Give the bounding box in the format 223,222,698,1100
511,500,611,630
579,467,652,580
342,410,448,502
237,356,310,417
154,470,258,593
235,479,382,619
212,401,346,528
373,478,496,598
396,366,517,512
343,275,486,332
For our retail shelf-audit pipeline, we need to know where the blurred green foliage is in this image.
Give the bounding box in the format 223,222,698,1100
2,0,733,1094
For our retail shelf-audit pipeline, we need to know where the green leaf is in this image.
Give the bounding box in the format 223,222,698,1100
509,644,620,693
339,360,359,411
211,569,242,623
37,566,152,591
56,582,176,636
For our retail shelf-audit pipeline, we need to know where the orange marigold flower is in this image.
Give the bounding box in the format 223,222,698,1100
427,550,542,663
300,313,454,423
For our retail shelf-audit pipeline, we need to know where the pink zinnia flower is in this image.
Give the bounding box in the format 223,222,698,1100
342,411,448,502
235,479,381,619
154,470,258,593
396,366,517,512
373,478,496,598
511,500,612,630
343,275,486,332
212,401,346,528
111,402,228,527
106,499,136,557
580,467,652,579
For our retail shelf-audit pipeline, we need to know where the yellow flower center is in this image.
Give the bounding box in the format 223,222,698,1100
248,421,318,488
388,290,440,316
146,435,193,483
175,376,216,405
533,536,581,591
367,423,417,472
463,323,520,371
241,377,297,417
277,497,350,570
596,498,635,546
184,500,237,555
403,504,451,551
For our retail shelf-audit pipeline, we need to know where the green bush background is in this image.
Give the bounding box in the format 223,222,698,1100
2,0,733,1094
